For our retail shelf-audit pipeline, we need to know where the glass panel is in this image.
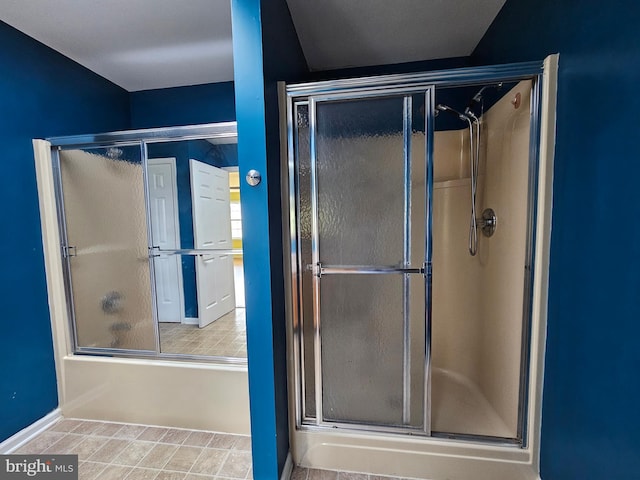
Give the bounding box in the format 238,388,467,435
410,93,427,267
59,146,156,351
320,274,425,427
315,96,406,266
295,103,316,417
430,81,531,439
146,138,246,358
157,255,247,358
310,93,429,429
146,138,238,252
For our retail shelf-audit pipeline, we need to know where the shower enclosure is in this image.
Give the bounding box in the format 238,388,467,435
285,59,552,456
33,122,252,433
46,123,246,362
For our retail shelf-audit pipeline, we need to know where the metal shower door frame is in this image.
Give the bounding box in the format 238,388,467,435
304,85,435,436
286,60,546,445
51,140,161,357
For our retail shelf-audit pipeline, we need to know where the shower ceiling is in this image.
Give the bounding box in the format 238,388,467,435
0,0,505,91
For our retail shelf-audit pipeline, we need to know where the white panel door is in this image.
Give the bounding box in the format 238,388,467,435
190,159,235,328
191,159,232,249
148,158,184,323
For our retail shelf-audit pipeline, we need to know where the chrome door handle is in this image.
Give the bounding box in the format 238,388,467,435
306,263,427,277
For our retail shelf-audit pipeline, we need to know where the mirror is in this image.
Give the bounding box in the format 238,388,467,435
146,137,247,358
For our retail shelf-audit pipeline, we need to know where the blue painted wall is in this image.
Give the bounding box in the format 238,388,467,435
308,56,469,81
231,0,308,478
473,1,640,478
130,81,236,128
260,0,308,474
0,20,130,442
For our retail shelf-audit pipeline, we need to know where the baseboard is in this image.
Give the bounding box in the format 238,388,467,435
183,317,199,325
0,409,62,454
280,452,293,480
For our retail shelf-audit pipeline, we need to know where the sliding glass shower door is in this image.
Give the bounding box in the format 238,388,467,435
302,89,433,432
52,123,242,360
58,145,157,352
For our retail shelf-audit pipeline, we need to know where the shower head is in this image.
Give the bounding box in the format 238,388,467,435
467,82,504,112
436,104,467,121
471,82,503,103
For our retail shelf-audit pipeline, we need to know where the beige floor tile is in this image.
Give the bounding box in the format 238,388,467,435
160,429,191,445
189,448,228,476
112,440,156,466
207,434,236,450
138,444,179,469
139,427,170,442
78,461,108,480
155,471,187,480
164,446,203,472
44,433,85,453
15,420,257,480
97,464,133,480
93,422,125,437
73,421,106,436
17,431,66,454
217,451,252,479
338,473,368,480
88,438,130,463
232,437,252,451
184,431,215,447
114,424,148,440
125,468,161,480
50,419,84,433
72,436,108,461
309,469,338,480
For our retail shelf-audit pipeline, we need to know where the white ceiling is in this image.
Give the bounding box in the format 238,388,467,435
0,0,505,92
286,0,507,71
0,0,234,92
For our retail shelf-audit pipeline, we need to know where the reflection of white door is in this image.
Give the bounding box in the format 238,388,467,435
148,158,184,323
190,159,235,328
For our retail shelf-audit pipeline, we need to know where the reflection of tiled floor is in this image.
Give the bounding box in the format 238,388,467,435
159,308,247,358
15,418,252,480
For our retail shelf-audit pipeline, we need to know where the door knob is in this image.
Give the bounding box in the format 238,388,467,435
246,169,261,187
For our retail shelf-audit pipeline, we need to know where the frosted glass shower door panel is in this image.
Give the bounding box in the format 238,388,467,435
315,97,406,266
294,102,317,417
320,274,425,427
311,93,429,429
59,147,156,351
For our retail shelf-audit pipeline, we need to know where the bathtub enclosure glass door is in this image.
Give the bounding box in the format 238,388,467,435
303,90,432,432
51,123,246,361
58,145,158,352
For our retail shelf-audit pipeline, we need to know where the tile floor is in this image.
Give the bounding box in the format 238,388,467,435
15,419,252,480
15,418,411,480
159,308,247,358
